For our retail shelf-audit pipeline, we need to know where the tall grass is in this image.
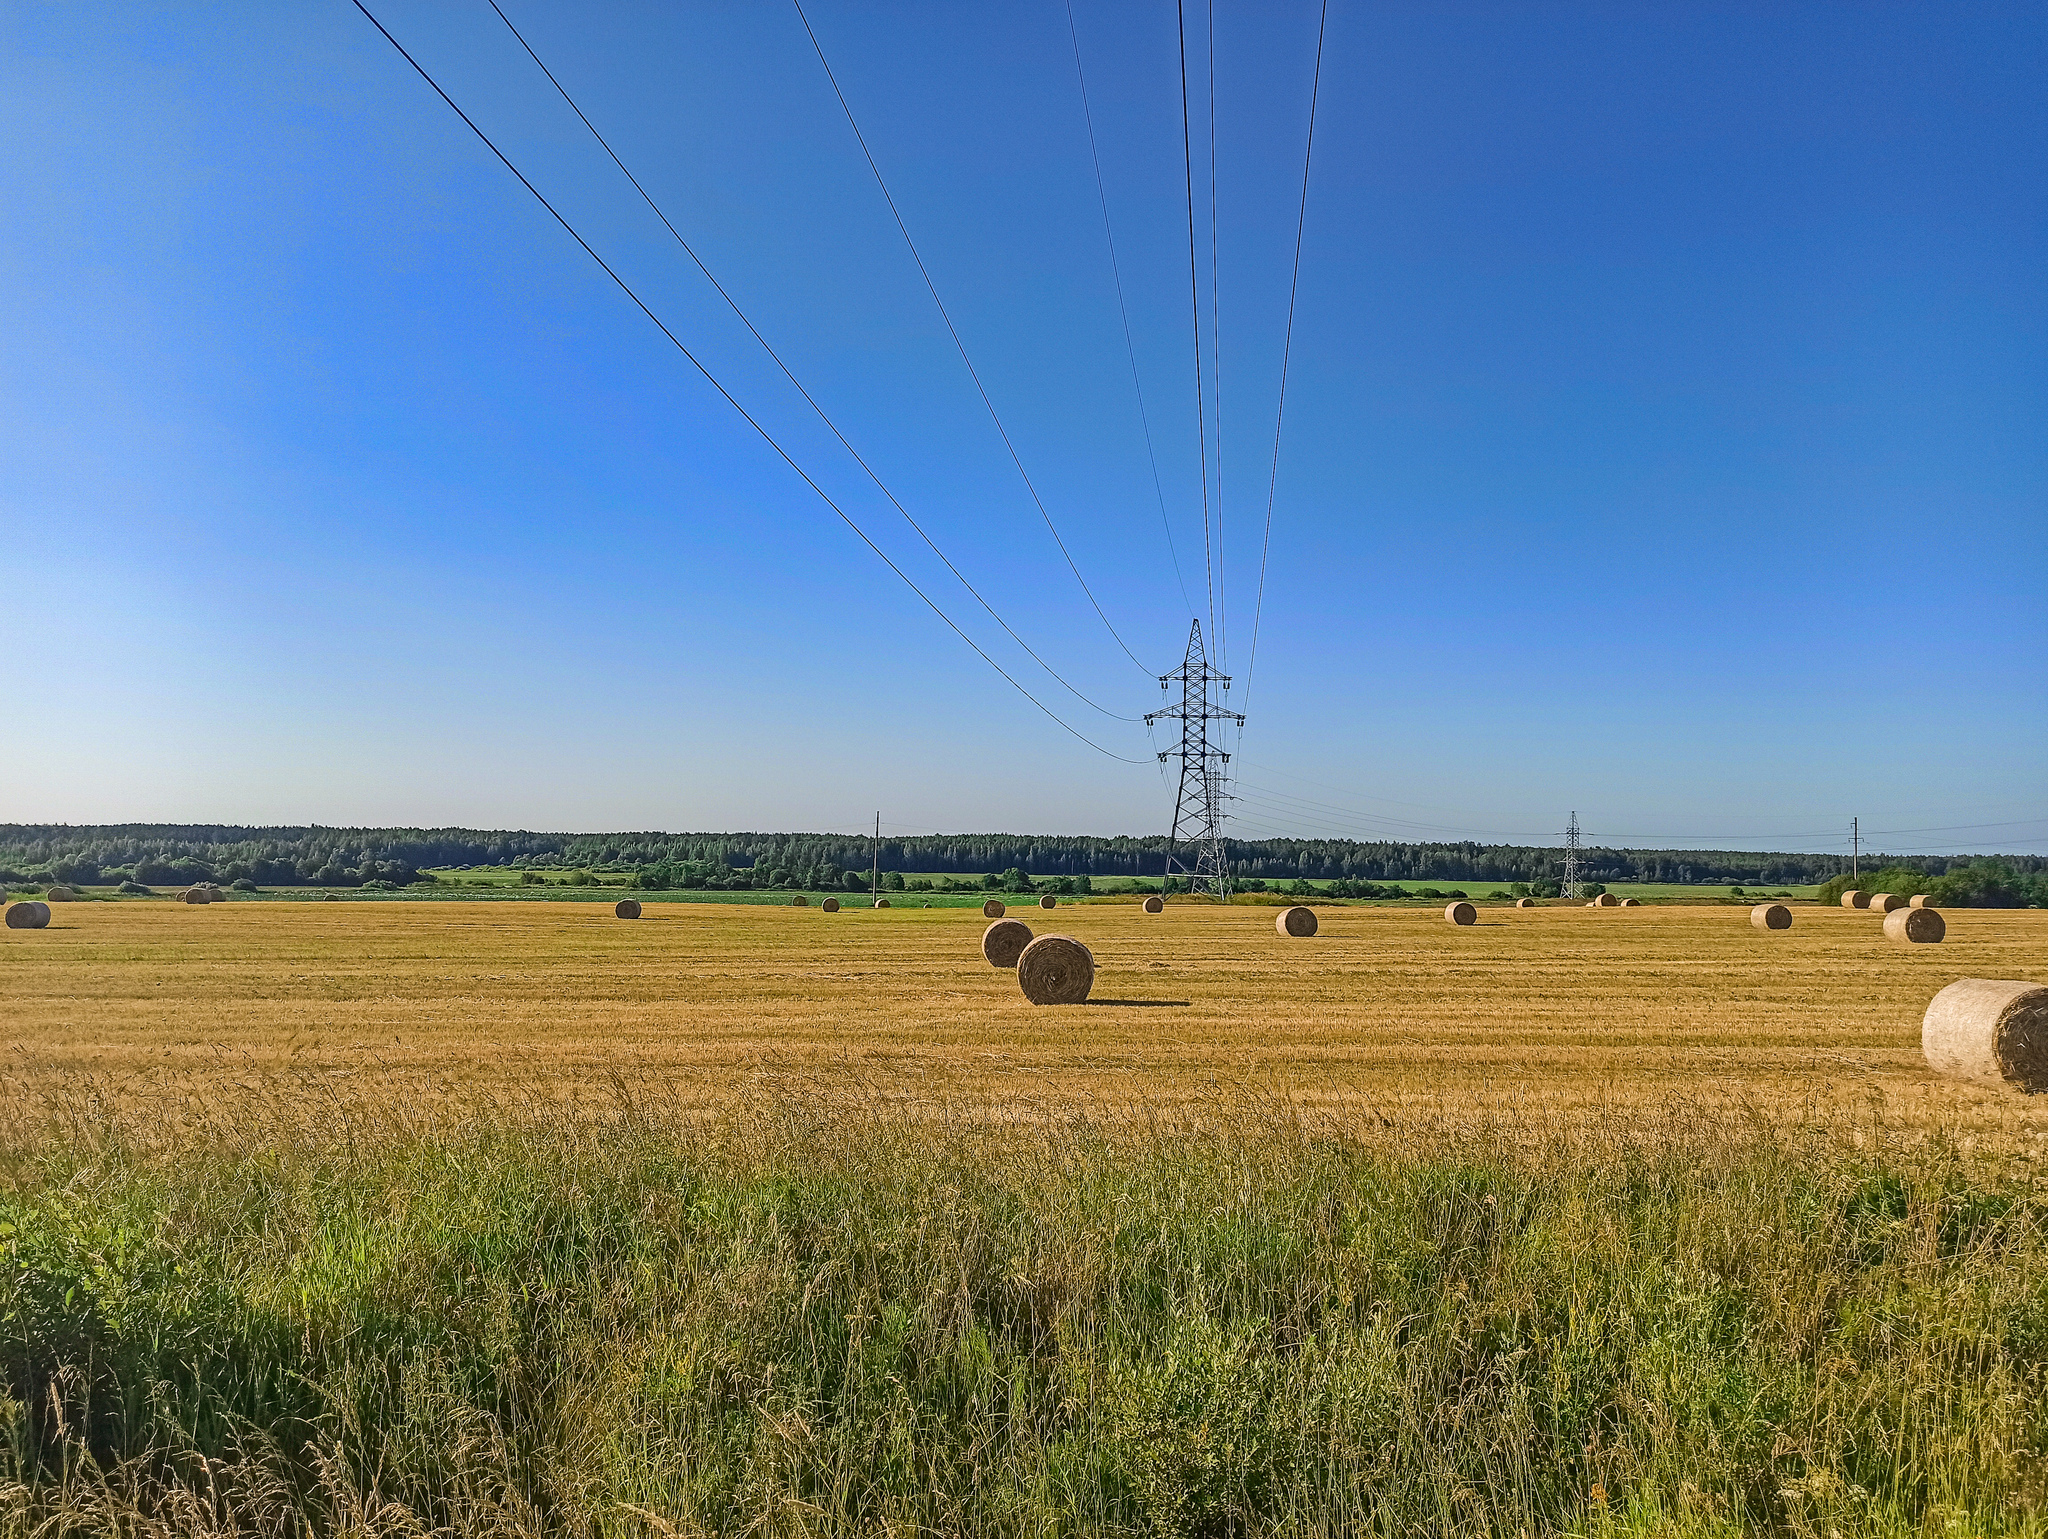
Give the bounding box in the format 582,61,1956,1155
1,1089,2042,1536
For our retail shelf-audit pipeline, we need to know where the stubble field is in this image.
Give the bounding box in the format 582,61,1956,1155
5,897,2045,1144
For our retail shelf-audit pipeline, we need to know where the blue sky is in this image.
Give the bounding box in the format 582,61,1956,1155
4,1,2043,857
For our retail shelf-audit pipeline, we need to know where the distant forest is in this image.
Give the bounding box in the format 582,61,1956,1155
3,823,2041,891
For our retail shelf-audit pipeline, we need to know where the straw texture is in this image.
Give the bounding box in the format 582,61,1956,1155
981,918,1034,969
1275,906,1318,938
1922,978,2048,1093
1016,934,1095,1004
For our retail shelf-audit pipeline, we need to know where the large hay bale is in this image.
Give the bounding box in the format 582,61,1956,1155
1444,901,1477,926
1514,897,1534,908
791,895,809,907
874,898,890,909
178,888,210,905
1620,897,1641,907
1922,979,2048,1093
1869,892,1906,913
1840,890,1868,909
1275,905,1318,937
1884,906,1944,944
1592,892,1619,907
981,918,1034,968
614,899,642,919
1143,895,1164,914
1751,902,1792,931
1039,893,1057,910
821,897,840,913
982,899,1006,919
5,901,50,930
209,887,229,902
44,887,76,902
1017,934,1095,1004
1909,894,1935,908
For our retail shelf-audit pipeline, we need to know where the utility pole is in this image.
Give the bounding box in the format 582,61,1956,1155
1851,817,1858,880
1146,620,1243,901
871,812,881,900
1562,811,1582,900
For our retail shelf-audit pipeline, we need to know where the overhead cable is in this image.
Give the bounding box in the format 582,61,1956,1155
1063,0,1196,621
483,1,1135,724
789,0,1154,676
1239,0,1327,741
351,0,1150,765
1174,0,1217,646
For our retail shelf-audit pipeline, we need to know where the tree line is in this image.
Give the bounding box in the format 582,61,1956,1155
2,823,2041,897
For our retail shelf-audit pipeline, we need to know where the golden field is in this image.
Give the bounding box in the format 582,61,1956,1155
5,897,2046,1147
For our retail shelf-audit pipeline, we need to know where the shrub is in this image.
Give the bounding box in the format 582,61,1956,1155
117,880,150,896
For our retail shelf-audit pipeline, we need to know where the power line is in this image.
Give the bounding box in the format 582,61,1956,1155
483,0,1136,724
1175,0,1217,648
1063,0,1196,622
350,0,1150,766
1196,0,1212,668
1240,0,1327,740
789,0,1154,676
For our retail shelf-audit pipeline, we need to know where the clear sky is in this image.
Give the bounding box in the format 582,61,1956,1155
5,1,2043,858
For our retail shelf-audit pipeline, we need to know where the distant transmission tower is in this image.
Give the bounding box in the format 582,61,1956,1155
1147,620,1243,900
1561,811,1582,900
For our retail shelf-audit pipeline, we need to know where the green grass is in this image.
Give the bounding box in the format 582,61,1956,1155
1,1098,2042,1535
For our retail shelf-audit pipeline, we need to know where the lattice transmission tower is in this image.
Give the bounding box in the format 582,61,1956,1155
1147,620,1243,900
1561,810,1582,900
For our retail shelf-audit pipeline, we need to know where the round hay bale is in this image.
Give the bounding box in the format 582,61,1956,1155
178,888,209,905
1884,906,1944,944
1275,905,1318,938
1620,897,1641,907
981,918,1034,968
1039,893,1057,910
1923,979,2048,1093
1514,897,1534,908
1909,894,1935,908
982,899,1006,919
44,887,76,902
1840,889,1868,909
614,899,642,919
209,887,229,902
1016,934,1095,1004
874,897,890,909
790,895,809,907
1143,895,1164,914
1751,902,1792,931
821,896,840,913
5,901,50,930
1444,901,1477,926
1869,892,1906,913
1592,892,1619,907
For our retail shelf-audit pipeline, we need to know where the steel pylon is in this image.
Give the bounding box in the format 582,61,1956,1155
1146,620,1243,901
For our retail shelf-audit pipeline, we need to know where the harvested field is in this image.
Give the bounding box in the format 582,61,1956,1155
6,900,2047,1148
